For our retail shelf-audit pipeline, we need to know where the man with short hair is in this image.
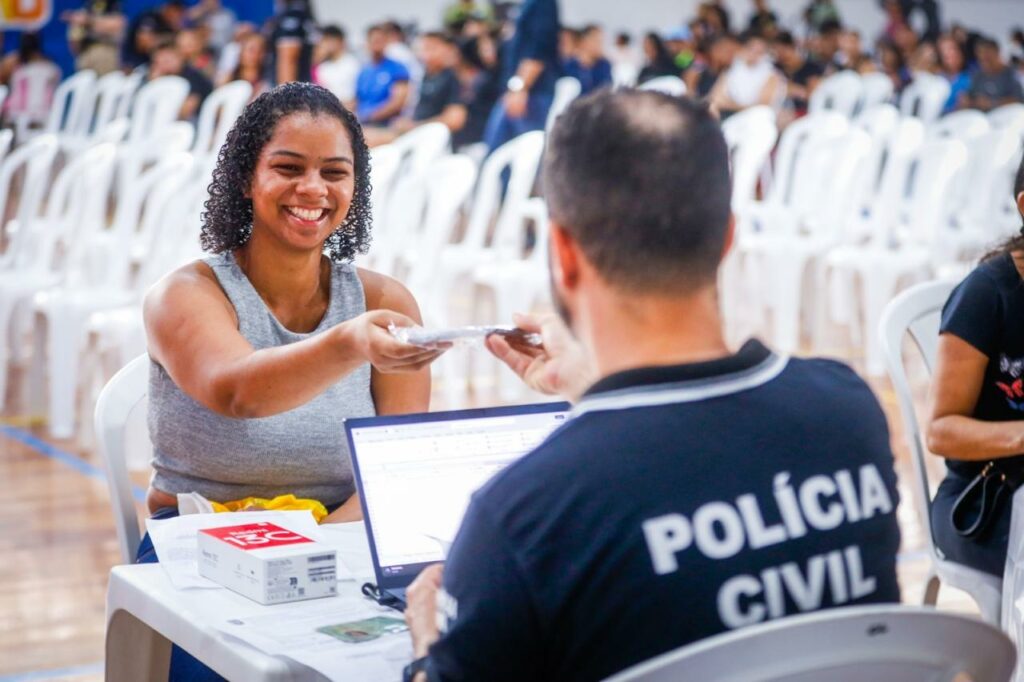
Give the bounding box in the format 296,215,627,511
401,89,901,682
562,24,613,94
353,24,411,126
314,24,361,105
148,40,212,120
964,38,1024,111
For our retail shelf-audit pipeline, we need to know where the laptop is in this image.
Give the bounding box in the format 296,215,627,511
345,402,570,609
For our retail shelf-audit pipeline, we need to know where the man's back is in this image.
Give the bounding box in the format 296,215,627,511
429,341,901,681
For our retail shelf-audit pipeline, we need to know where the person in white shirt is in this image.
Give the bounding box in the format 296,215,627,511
314,25,361,105
382,20,423,117
709,30,784,118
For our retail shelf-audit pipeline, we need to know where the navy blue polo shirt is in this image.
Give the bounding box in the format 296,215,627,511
426,340,901,681
501,0,560,96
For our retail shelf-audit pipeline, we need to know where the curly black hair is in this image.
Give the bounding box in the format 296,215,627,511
201,82,372,262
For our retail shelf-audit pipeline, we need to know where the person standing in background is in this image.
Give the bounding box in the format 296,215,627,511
187,0,237,57
562,24,612,94
314,25,361,106
483,0,560,152
774,30,823,120
266,0,318,84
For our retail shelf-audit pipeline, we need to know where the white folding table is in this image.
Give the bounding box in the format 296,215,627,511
105,522,389,682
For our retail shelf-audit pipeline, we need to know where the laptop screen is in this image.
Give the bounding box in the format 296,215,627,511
346,403,570,589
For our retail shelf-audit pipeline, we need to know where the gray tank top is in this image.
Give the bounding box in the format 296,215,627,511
148,251,376,506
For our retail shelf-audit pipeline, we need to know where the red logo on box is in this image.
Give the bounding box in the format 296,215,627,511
200,522,313,550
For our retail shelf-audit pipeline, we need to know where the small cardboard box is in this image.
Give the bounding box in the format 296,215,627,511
197,521,337,604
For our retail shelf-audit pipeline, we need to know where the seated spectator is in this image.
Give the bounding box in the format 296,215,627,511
938,34,971,113
810,18,843,74
562,24,613,94
686,33,738,98
353,24,410,126
709,31,784,117
963,37,1024,112
61,0,125,75
875,38,911,93
748,0,780,40
443,0,494,34
186,0,237,56
122,0,185,71
665,26,697,72
148,40,213,120
401,89,901,682
214,22,256,84
559,26,581,65
2,33,60,132
838,29,865,68
609,31,641,86
218,32,270,101
313,25,361,105
909,41,939,76
927,155,1024,578
452,34,502,148
176,27,216,79
774,30,823,118
266,0,318,84
383,20,424,115
637,32,680,85
363,31,467,146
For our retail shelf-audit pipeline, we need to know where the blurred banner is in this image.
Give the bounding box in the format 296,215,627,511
0,0,51,29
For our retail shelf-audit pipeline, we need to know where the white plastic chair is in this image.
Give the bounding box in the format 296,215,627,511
5,63,58,137
362,143,403,269
880,280,1003,624
859,72,895,111
825,137,966,375
927,109,990,141
192,80,252,162
113,70,145,121
37,152,194,439
900,73,951,124
20,69,96,143
605,605,1014,682
638,76,687,97
808,70,863,118
545,76,581,134
127,76,189,144
94,354,150,564
989,103,1024,136
721,106,777,212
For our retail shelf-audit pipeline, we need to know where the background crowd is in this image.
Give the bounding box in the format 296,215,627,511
1,0,1021,150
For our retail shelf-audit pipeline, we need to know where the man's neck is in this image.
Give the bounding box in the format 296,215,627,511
577,284,731,380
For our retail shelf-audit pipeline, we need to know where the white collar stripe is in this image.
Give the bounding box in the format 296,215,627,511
571,353,789,418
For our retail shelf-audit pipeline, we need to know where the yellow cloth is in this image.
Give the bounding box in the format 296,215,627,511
211,494,329,523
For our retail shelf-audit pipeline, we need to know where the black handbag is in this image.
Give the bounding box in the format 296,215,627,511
951,461,1024,539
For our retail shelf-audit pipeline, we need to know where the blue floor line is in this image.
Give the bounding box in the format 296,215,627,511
0,662,104,682
0,425,146,503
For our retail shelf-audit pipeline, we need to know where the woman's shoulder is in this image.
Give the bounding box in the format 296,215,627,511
144,258,233,320
356,267,421,319
969,252,1022,291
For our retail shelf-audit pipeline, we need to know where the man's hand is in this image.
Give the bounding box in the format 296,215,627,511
405,563,444,658
485,312,596,403
504,90,529,119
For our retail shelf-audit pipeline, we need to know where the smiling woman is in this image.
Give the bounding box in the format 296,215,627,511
141,83,445,532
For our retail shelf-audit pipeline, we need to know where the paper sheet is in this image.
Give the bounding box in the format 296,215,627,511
215,595,412,681
146,511,326,589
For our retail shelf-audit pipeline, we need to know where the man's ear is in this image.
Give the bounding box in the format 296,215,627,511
1017,191,1024,224
550,221,581,291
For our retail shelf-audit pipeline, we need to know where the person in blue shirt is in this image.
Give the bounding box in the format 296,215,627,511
938,34,971,113
562,24,613,94
483,0,561,151
353,24,410,126
399,89,902,682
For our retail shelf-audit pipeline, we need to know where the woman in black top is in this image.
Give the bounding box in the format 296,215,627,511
928,155,1024,576
636,32,679,85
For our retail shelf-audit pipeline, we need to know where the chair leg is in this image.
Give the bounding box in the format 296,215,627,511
46,308,83,439
923,573,941,606
106,608,171,682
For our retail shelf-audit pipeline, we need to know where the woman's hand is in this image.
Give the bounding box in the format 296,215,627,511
484,312,596,403
347,310,447,374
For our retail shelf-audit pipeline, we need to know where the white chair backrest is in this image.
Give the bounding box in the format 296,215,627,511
805,128,873,240
900,73,951,124
808,70,862,117
988,102,1024,135
0,134,59,269
407,154,478,289
390,121,451,177
192,79,252,159
927,109,990,141
638,76,687,96
880,280,956,562
851,104,900,205
958,127,1024,238
904,138,967,248
44,69,97,137
6,62,58,128
128,76,189,143
88,70,128,135
461,130,545,256
368,143,403,245
0,129,14,169
859,72,895,111
545,76,582,134
721,105,777,211
96,117,130,145
58,144,120,285
113,70,145,121
866,116,925,236
766,111,847,208
95,354,150,564
605,604,1015,682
